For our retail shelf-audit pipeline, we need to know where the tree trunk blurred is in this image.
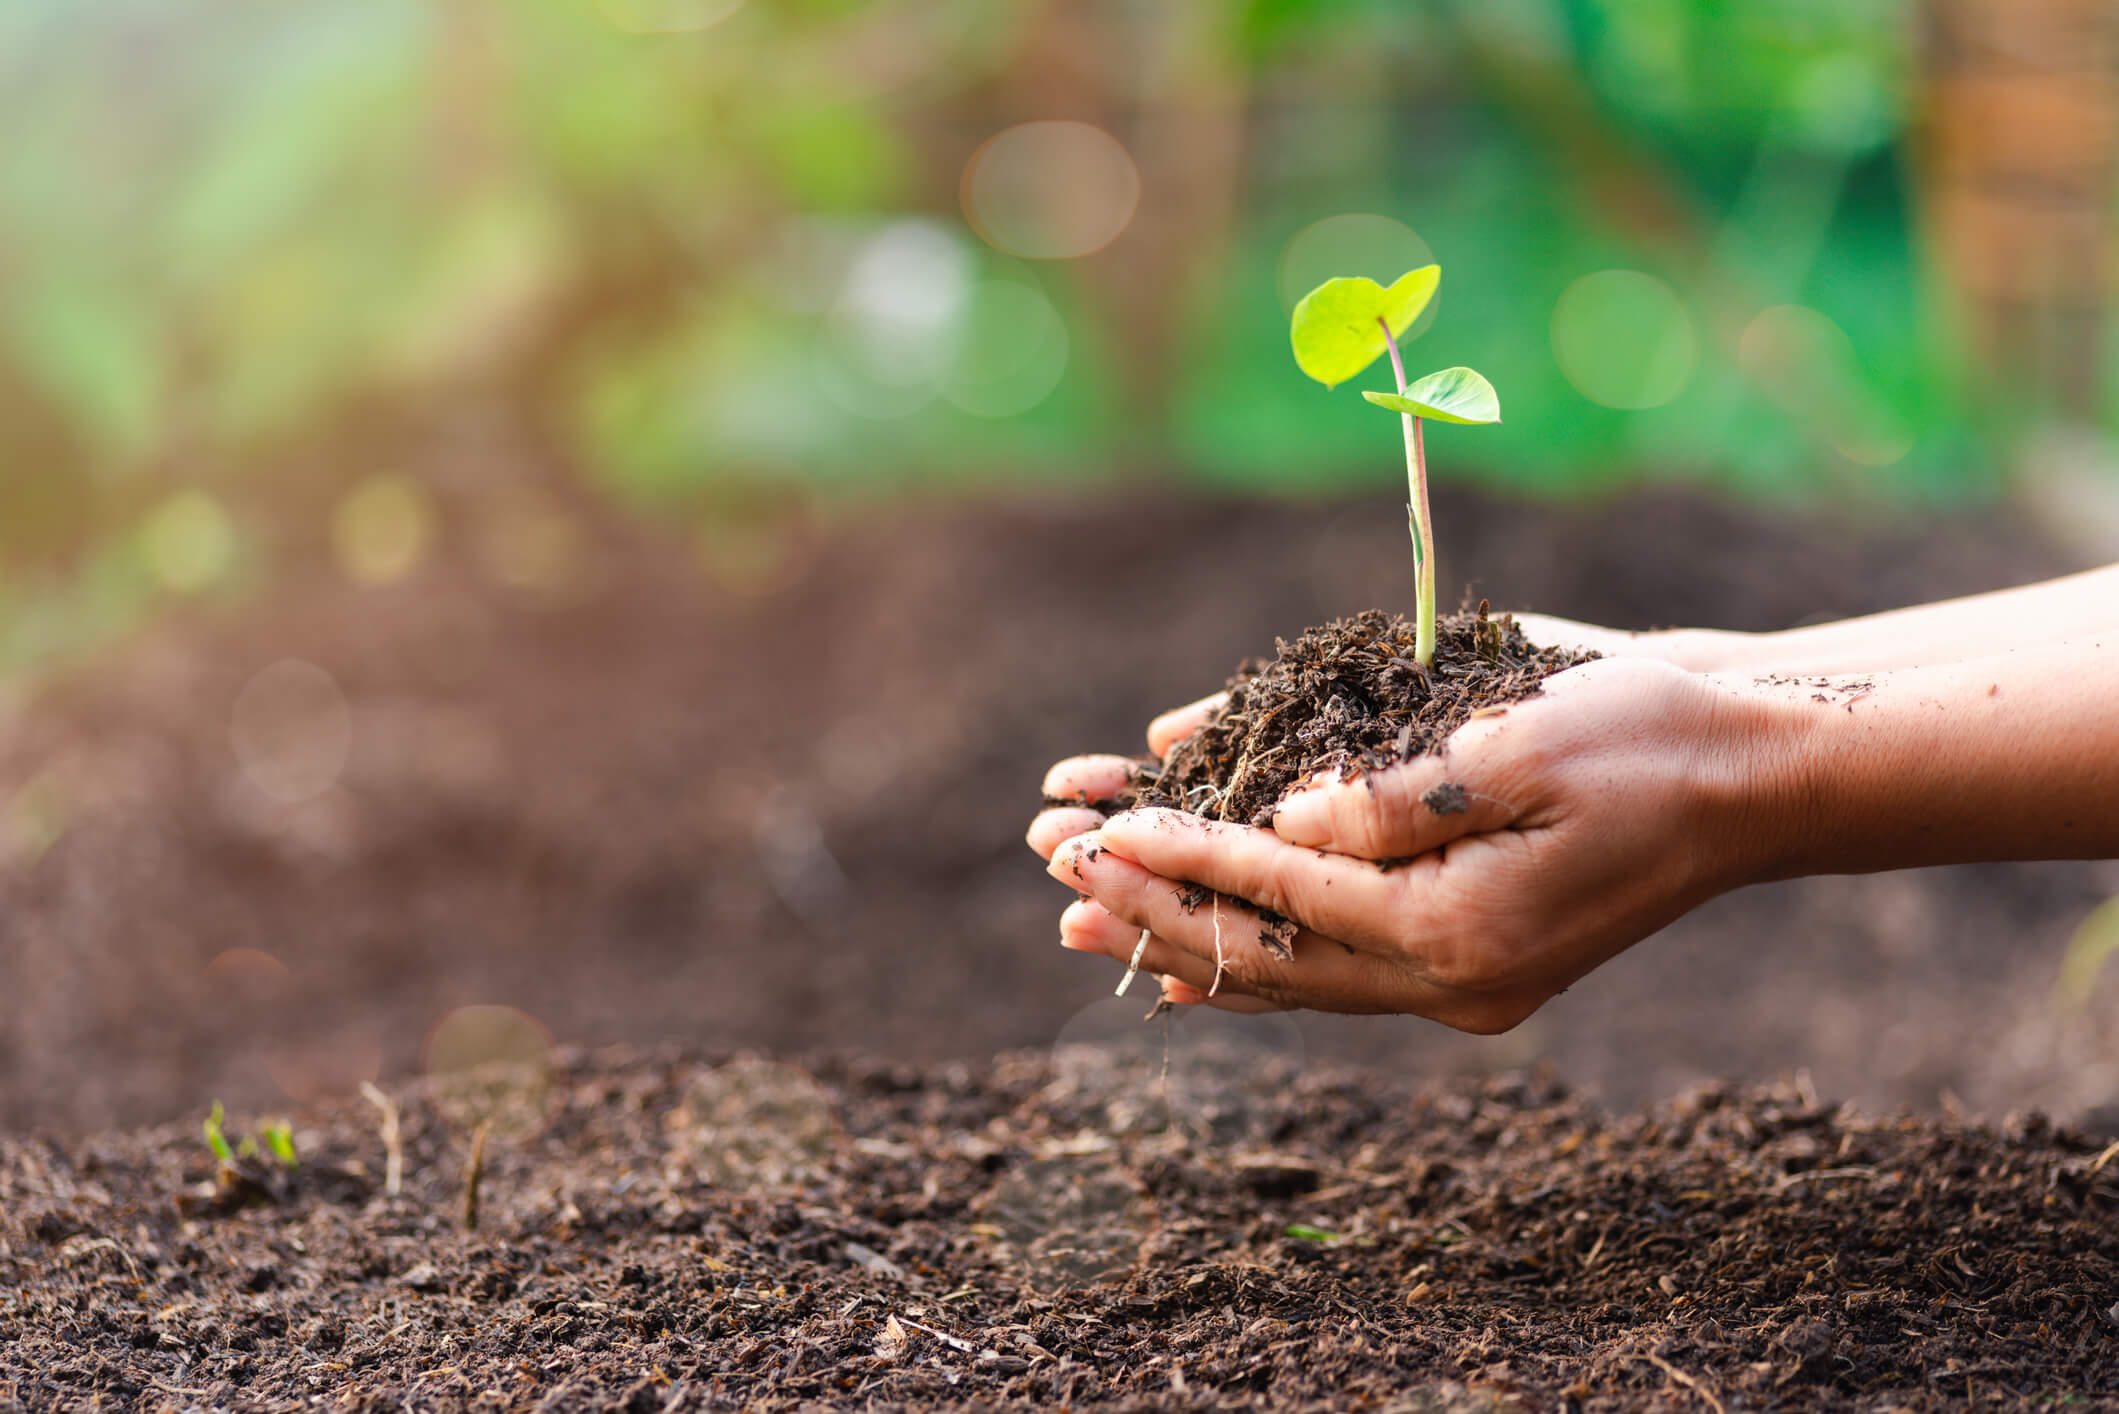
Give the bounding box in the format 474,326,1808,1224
1915,0,2119,421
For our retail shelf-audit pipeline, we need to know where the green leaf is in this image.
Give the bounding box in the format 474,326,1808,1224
1289,266,1440,388
262,1121,299,1169
204,1100,233,1164
1283,1223,1341,1244
1361,366,1501,425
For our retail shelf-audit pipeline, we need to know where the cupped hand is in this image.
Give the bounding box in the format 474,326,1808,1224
1037,655,1788,1031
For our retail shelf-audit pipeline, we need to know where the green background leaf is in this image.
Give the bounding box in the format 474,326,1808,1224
1363,367,1501,425
1289,266,1439,388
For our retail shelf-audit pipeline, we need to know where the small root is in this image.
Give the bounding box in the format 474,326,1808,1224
1114,928,1152,997
1208,892,1227,997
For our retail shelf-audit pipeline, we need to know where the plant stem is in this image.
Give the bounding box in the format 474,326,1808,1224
1378,317,1436,665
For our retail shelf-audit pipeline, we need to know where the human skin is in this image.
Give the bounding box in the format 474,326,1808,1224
1027,566,2119,1030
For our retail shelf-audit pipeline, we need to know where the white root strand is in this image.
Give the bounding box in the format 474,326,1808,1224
1114,928,1152,996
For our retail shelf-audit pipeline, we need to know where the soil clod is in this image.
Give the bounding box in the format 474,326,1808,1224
1125,608,1593,828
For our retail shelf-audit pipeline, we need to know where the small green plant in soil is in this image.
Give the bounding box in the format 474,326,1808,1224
1289,265,1499,667
202,1100,299,1172
1109,264,1595,836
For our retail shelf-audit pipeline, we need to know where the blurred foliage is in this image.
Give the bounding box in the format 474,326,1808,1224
1,0,2112,666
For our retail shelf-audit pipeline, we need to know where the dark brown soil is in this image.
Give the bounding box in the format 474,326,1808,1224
6,1046,2117,1413
6,483,2119,1409
1124,607,1595,828
3,483,2117,1145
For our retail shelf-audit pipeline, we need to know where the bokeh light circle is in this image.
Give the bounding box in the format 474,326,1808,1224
1550,269,1697,409
595,0,746,34
1049,995,1179,1135
472,488,591,598
816,221,971,419
1276,214,1436,318
424,1004,555,1140
331,475,435,586
1048,993,1308,1143
268,1029,384,1106
941,279,1070,418
663,1056,839,1188
961,121,1140,261
981,1147,1152,1289
230,659,352,802
1738,305,1914,467
141,490,236,593
204,947,292,1005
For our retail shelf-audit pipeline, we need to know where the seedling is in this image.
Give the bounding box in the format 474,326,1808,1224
201,1100,299,1170
1283,1222,1343,1244
260,1120,299,1169
203,1099,234,1166
1289,266,1500,666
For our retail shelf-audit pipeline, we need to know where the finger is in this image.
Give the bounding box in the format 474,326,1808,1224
1041,754,1136,805
1269,654,1681,857
1147,693,1227,758
1027,806,1105,860
1267,758,1516,858
1509,612,1646,657
1094,807,1422,955
1059,897,1266,1000
1159,977,1285,1013
1050,834,1407,1011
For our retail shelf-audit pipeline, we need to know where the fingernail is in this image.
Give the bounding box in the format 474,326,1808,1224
1058,898,1094,949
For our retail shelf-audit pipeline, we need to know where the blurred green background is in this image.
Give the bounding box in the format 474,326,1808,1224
4,0,2116,668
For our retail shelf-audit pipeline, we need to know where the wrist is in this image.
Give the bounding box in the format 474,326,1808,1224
1684,672,1836,891
1722,643,2119,879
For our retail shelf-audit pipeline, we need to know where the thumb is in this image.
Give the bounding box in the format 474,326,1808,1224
1269,748,1516,860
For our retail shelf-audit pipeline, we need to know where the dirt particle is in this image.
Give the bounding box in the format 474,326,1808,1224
1422,782,1471,816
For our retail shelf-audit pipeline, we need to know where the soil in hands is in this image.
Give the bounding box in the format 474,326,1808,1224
1121,605,1596,828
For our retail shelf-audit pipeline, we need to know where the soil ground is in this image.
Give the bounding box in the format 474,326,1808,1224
6,483,2119,1408
3,485,2115,1138
5,1046,2116,1412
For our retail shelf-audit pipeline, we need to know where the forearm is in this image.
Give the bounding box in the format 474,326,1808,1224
1731,637,2119,880
1668,564,2119,674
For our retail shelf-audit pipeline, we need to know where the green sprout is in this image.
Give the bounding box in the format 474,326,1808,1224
260,1120,299,1169
202,1101,299,1170
1290,266,1500,666
203,1099,233,1165
1282,1222,1343,1244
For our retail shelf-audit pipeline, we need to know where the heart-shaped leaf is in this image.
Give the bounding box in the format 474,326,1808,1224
1289,266,1440,388
1361,366,1500,425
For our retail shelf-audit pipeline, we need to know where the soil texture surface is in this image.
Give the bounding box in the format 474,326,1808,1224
2,484,2118,1142
6,1047,2117,1412
1124,607,1594,827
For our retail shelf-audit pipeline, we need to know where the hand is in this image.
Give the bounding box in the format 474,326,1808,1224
1509,612,1750,671
1035,656,1783,1032
1028,691,1282,1015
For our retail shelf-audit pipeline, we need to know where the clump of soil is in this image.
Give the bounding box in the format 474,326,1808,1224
1123,606,1596,827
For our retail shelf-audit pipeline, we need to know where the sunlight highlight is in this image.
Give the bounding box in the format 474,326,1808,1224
1738,305,1914,467
331,475,435,586
961,121,1140,261
231,660,353,803
425,1004,556,1141
1550,270,1697,410
141,490,236,593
